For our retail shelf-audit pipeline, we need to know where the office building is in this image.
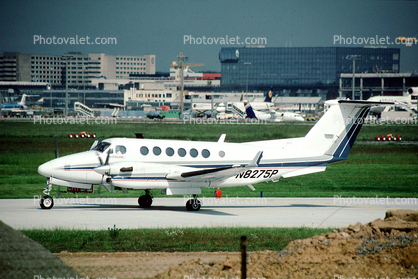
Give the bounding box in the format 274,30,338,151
0,52,156,88
219,46,400,98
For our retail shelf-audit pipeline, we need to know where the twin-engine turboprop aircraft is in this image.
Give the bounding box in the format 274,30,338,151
38,100,392,211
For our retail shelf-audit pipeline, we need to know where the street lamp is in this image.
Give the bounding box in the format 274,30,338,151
62,55,73,116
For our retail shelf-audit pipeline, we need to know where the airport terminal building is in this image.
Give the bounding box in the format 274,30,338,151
219,46,400,98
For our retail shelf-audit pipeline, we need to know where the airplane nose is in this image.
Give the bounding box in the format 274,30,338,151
38,161,53,177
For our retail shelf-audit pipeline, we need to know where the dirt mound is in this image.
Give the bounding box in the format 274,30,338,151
154,210,418,279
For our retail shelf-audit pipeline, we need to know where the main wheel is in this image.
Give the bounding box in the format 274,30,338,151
186,199,201,211
138,195,153,208
40,195,54,209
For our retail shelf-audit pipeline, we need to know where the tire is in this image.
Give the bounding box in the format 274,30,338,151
138,195,153,208
40,195,54,209
186,199,201,211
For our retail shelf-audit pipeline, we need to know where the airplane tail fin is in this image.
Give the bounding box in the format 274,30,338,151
244,102,257,119
264,86,273,102
303,100,392,159
18,94,28,106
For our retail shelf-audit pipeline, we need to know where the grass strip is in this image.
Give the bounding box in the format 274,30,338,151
21,227,333,253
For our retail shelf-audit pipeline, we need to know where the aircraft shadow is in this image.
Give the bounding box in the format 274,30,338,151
44,204,237,216
42,202,333,217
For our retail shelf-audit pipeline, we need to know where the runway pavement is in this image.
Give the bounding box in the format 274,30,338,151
1,197,416,230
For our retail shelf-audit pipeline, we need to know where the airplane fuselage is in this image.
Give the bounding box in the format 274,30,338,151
38,137,331,192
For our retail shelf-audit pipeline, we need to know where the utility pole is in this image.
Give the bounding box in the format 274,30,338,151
346,55,361,100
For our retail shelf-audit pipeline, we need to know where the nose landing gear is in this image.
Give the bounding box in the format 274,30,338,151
40,177,54,209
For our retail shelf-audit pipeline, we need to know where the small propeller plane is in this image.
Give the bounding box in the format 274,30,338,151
38,100,392,211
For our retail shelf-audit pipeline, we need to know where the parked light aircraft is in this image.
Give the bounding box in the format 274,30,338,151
38,100,392,211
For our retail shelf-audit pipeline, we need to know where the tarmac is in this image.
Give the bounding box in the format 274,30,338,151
1,197,417,230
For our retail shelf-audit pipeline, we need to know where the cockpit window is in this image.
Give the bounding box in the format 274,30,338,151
92,141,111,152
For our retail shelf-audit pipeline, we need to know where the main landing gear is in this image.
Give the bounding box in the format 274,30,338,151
186,195,201,211
138,190,153,208
40,177,54,209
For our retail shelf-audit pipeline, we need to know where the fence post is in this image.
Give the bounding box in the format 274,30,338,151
241,235,247,279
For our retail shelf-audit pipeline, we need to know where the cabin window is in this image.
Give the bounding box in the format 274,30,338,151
115,145,126,154
190,148,198,158
166,147,174,156
140,146,149,155
219,151,225,157
153,146,162,156
202,149,210,158
178,148,186,157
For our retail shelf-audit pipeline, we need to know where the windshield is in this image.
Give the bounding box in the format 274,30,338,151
92,141,111,152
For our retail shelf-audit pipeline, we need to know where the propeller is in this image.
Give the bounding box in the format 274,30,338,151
96,149,113,196
98,148,111,166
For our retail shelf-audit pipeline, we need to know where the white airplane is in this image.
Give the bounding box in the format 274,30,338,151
37,100,392,211
368,87,418,116
219,88,305,122
1,94,29,109
225,101,305,122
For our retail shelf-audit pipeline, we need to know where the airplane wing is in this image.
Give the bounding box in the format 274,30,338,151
166,151,263,182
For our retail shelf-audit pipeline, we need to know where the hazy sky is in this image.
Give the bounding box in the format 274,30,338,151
1,0,417,72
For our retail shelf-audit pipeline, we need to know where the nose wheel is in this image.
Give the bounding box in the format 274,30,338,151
186,195,201,211
40,195,54,209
